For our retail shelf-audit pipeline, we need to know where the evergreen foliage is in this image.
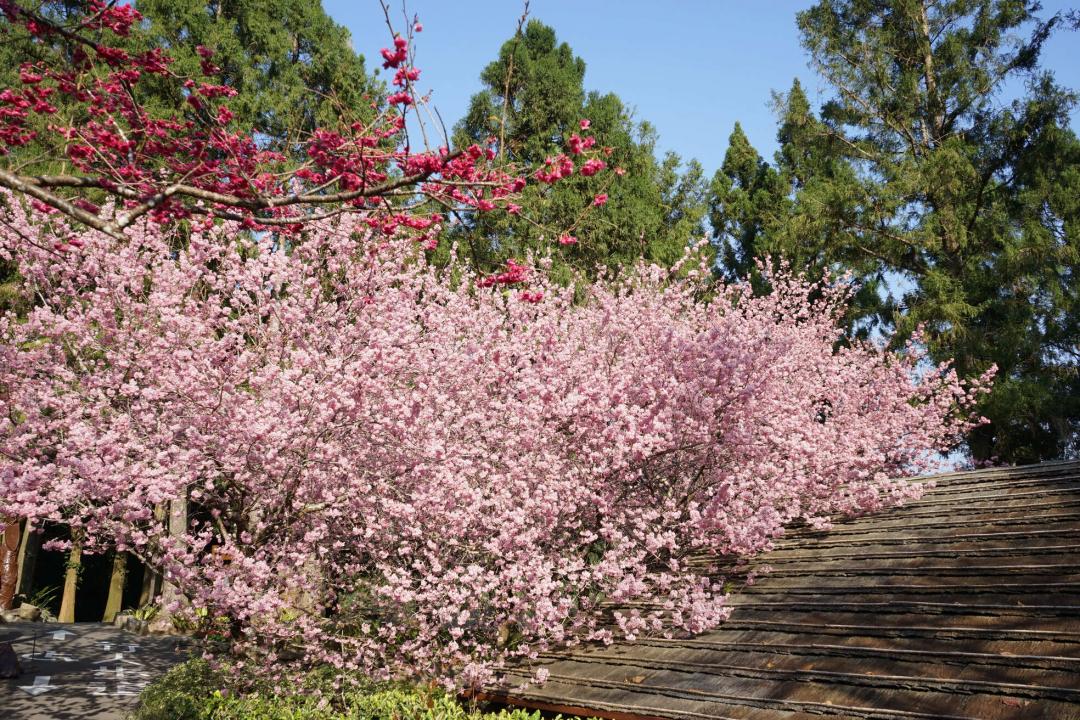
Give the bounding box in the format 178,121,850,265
453,20,708,277
0,0,378,156
710,0,1080,462
133,0,379,150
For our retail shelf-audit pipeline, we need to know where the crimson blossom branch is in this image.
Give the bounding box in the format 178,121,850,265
0,0,610,246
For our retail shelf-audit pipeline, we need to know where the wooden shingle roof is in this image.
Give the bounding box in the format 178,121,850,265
483,460,1080,720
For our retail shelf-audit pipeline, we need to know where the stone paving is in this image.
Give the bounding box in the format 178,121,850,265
0,621,189,720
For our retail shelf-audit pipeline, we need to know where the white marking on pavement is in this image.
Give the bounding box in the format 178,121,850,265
113,680,148,696
22,650,74,662
94,665,153,679
93,652,143,666
48,629,75,641
88,680,150,696
18,675,55,696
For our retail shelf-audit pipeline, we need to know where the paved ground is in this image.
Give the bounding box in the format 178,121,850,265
0,621,190,720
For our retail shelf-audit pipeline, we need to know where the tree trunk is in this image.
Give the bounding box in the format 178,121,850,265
16,521,39,599
149,497,188,633
0,519,19,610
138,504,167,607
102,551,127,623
58,538,81,623
917,0,943,142
160,497,187,607
138,561,161,608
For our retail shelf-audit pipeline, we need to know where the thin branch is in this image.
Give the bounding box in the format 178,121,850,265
498,1,531,164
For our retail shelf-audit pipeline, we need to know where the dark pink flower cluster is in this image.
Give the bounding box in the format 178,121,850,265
567,133,596,155
380,36,409,69
535,154,575,184
477,259,530,287
393,67,421,87
80,0,139,37
580,158,607,177
0,6,540,238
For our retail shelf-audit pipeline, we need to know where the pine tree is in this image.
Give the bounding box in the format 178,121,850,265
709,122,785,281
453,20,708,278
728,0,1080,462
709,88,887,334
132,0,378,149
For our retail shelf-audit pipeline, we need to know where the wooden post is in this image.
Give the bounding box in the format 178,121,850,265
102,551,127,623
57,537,81,623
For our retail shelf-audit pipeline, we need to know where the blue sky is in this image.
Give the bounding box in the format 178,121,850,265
324,1,1080,179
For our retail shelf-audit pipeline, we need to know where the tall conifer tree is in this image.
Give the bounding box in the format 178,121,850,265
133,0,379,149
709,122,785,282
712,0,1079,462
454,20,708,278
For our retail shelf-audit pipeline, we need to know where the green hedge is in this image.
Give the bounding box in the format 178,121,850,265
133,660,566,720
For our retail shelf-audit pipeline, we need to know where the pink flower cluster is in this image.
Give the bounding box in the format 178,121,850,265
0,203,990,688
535,154,576,184
380,36,409,69
579,159,606,177
567,133,596,155
477,259,530,287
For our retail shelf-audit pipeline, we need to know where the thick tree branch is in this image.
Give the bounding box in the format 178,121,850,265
1,157,460,234
0,167,125,239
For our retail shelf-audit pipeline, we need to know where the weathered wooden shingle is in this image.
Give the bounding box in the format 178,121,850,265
483,460,1080,720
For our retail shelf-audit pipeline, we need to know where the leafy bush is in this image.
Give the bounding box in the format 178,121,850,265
132,659,226,720
132,660,555,720
209,689,549,720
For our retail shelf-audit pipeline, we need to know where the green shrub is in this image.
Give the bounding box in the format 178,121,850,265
132,660,562,720
209,688,546,719
131,658,223,720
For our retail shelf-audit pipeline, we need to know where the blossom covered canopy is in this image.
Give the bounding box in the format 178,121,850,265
0,198,988,687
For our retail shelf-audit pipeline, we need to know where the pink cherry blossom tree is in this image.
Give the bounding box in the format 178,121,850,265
0,192,991,687
0,0,994,692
